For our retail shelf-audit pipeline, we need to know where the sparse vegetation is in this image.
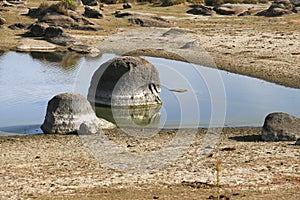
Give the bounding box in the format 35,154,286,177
161,0,185,6
215,160,222,187
60,0,78,11
37,0,78,16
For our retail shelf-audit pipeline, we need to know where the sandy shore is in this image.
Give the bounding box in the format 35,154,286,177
1,128,299,199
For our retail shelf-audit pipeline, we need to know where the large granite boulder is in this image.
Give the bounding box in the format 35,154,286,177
262,112,300,141
88,56,162,107
41,92,115,134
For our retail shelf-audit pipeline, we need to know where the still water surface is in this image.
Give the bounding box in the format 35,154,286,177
0,52,299,134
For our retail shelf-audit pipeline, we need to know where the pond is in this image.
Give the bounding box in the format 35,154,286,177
0,51,300,135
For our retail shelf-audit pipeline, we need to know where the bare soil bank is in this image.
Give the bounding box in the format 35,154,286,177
0,128,299,199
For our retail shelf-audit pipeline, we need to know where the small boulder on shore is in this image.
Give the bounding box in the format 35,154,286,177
84,6,103,18
0,17,6,25
41,92,115,134
261,112,300,141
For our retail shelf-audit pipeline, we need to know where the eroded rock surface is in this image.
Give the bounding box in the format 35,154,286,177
262,112,300,141
41,92,115,134
88,56,162,107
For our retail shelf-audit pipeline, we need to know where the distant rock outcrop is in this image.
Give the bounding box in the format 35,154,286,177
262,112,300,141
83,6,103,18
213,4,250,15
40,14,76,28
128,15,174,28
256,0,296,17
88,56,162,107
187,5,215,16
41,92,115,134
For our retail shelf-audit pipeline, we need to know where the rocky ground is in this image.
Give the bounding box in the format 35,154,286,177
0,128,300,199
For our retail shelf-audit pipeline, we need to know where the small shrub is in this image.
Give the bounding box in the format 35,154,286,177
59,0,78,11
51,3,69,15
38,2,51,12
205,0,224,6
242,0,259,3
37,0,78,16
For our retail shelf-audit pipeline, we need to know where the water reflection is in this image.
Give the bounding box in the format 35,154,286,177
95,104,161,128
30,51,82,69
0,51,80,129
